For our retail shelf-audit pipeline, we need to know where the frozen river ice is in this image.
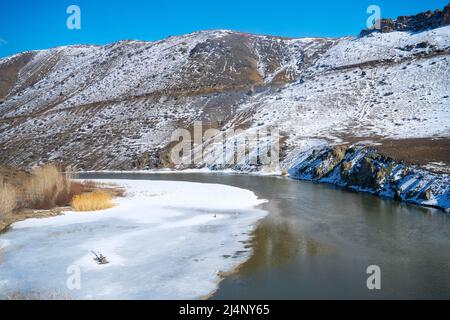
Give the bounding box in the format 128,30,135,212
0,180,267,299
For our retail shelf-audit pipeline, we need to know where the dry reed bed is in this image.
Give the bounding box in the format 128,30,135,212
71,190,114,211
0,165,125,226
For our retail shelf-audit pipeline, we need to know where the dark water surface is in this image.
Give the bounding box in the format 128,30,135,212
81,172,450,299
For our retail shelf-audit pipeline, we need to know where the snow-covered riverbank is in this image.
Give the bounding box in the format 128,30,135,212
0,180,267,299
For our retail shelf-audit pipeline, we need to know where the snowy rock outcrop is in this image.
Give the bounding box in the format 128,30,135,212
288,145,450,211
360,4,450,36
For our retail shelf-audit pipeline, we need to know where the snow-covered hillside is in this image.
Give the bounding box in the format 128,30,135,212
1,26,448,168
0,30,336,169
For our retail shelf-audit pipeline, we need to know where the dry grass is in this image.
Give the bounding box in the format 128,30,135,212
0,165,125,231
0,165,124,212
17,165,90,209
71,190,114,211
23,165,66,209
0,183,16,218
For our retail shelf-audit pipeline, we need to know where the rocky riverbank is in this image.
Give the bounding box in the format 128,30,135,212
287,145,450,212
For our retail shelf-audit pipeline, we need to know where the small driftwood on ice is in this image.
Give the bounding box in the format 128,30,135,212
91,251,109,265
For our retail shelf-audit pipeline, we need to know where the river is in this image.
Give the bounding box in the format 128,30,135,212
80,172,450,299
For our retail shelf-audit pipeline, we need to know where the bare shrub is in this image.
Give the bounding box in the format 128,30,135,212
109,186,126,198
80,180,99,192
101,184,126,198
0,183,16,218
79,180,125,197
69,181,85,195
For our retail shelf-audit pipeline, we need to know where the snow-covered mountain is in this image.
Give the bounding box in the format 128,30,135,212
0,7,449,210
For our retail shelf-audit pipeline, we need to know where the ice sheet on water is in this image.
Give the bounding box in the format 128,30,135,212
0,180,268,299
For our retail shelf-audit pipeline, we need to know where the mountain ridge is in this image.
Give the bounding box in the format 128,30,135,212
1,26,449,166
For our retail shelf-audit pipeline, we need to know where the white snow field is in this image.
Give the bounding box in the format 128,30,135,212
0,180,267,299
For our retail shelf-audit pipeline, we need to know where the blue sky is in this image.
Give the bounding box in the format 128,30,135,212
0,0,448,58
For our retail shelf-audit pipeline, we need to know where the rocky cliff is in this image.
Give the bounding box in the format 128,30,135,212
288,144,449,212
361,4,450,36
